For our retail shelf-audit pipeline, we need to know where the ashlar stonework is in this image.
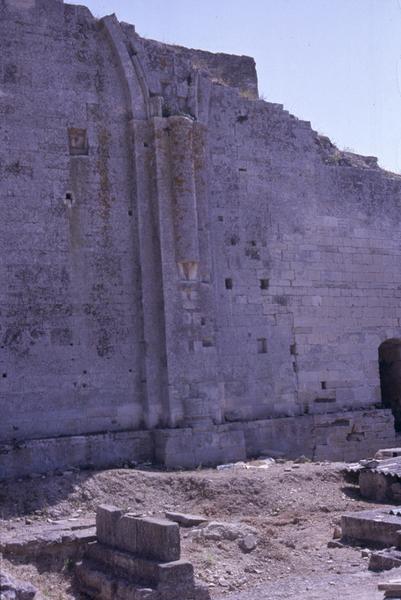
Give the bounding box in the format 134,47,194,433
1,0,400,477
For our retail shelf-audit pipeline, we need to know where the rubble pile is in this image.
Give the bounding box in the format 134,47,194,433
0,572,39,600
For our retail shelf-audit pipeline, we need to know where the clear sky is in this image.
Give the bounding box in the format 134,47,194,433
68,0,401,173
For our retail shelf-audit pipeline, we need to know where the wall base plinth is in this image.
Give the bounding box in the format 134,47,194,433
0,408,397,479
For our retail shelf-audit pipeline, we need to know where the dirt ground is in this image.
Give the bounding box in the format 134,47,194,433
0,459,395,599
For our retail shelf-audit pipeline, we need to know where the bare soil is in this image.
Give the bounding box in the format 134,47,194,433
0,460,394,599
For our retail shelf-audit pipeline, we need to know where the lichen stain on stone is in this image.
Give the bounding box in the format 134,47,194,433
96,127,115,230
96,328,114,358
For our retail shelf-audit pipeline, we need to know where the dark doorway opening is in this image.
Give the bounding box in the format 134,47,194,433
379,339,401,431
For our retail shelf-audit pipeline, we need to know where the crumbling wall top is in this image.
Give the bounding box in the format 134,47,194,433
5,0,63,7
141,36,259,100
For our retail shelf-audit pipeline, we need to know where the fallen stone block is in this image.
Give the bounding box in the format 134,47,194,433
165,512,208,527
0,517,96,558
369,548,401,571
97,506,180,562
378,579,401,599
238,533,257,553
341,509,401,547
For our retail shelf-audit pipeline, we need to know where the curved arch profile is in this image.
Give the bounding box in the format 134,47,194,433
379,338,401,431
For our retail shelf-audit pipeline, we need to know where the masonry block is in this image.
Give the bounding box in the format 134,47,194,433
96,505,124,548
96,508,180,562
130,516,180,562
341,509,401,547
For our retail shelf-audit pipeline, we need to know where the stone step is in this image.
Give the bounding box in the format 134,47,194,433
369,548,401,571
75,560,158,600
341,509,401,547
0,518,96,558
86,541,195,588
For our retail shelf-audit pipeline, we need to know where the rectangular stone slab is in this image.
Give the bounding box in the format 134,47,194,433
378,581,401,591
342,509,401,547
165,512,208,527
87,542,193,586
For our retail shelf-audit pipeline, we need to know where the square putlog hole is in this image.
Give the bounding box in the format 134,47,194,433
68,127,89,156
257,338,267,354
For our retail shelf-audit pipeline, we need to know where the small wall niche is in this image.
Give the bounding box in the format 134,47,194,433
257,338,267,354
321,381,327,390
225,278,233,290
64,191,75,207
68,127,89,156
260,278,269,290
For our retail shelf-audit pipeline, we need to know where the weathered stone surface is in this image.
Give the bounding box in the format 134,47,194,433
76,505,209,600
165,511,208,527
133,516,181,562
87,542,194,588
369,548,401,572
0,571,38,599
192,521,258,544
96,507,180,562
238,534,258,553
96,505,124,548
0,517,96,557
341,509,401,547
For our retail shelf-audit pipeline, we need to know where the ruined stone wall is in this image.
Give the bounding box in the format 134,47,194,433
0,0,399,475
206,84,401,423
0,0,146,440
144,66,401,431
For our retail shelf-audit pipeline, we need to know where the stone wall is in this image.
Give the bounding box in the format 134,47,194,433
0,0,399,476
0,0,146,441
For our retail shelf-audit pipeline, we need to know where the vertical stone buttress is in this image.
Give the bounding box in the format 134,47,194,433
102,15,221,431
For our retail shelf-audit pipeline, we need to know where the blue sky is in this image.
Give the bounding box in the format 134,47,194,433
69,0,401,173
